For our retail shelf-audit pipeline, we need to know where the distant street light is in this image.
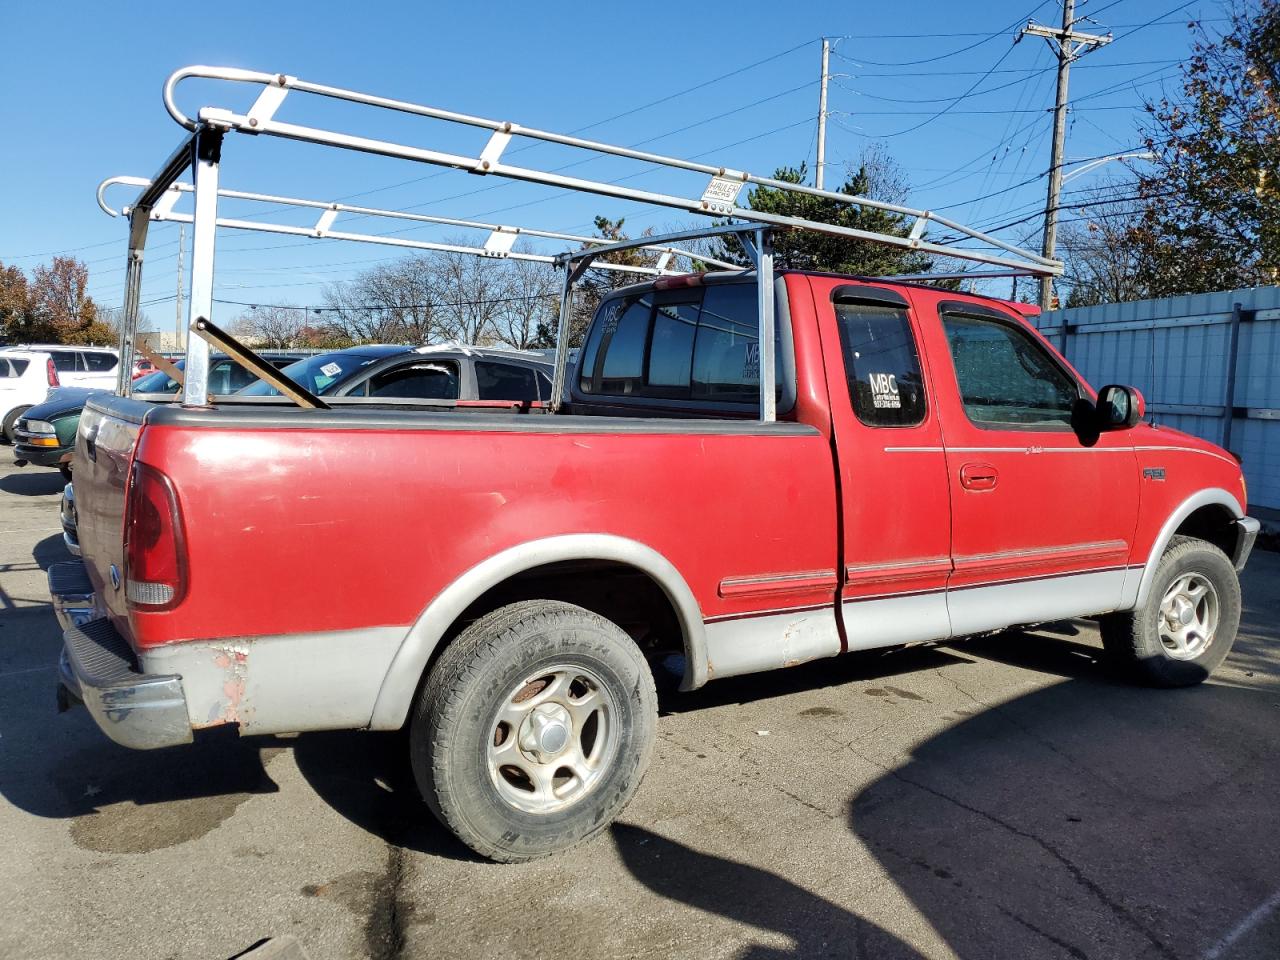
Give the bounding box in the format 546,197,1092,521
1061,151,1157,184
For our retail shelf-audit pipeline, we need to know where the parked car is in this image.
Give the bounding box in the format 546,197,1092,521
54,272,1259,864
132,358,158,379
9,354,304,476
130,351,307,397
11,387,98,479
237,343,555,402
0,350,60,443
0,344,118,390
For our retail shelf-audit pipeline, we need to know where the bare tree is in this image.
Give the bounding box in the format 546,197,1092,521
322,256,438,344
230,304,311,348
490,254,559,349
430,243,512,344
1058,181,1156,308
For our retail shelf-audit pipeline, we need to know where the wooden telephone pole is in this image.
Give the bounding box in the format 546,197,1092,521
1022,1,1111,312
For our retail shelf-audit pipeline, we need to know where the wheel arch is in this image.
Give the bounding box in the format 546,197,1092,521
1130,487,1245,608
368,534,707,730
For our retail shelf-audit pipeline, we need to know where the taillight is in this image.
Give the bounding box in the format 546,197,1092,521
124,463,188,610
46,358,59,387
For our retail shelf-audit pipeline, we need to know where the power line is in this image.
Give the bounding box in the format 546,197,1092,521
849,57,1177,77
831,65,1053,104
831,1,1054,67
213,292,557,313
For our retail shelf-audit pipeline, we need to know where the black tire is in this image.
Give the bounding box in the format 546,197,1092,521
409,599,658,862
1,406,30,445
1099,535,1241,687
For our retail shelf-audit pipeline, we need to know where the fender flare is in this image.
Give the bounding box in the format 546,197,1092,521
367,534,708,730
1128,487,1244,609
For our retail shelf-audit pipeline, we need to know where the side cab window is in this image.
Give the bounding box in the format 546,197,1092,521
475,361,540,402
940,306,1079,430
833,296,927,427
367,360,460,400
83,352,118,373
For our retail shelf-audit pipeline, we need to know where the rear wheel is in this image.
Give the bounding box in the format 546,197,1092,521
1,406,30,444
409,599,658,862
1100,535,1241,687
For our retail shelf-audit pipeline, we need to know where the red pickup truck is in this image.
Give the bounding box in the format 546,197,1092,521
54,270,1259,862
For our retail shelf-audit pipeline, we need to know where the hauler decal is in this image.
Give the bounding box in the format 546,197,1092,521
868,372,901,409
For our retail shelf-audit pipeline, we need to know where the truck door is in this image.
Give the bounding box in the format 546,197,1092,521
918,299,1140,634
816,283,953,650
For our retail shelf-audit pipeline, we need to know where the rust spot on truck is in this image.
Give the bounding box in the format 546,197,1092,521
195,642,251,729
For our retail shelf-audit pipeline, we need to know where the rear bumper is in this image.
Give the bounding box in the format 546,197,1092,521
57,617,192,751
48,560,95,629
59,482,80,556
49,562,192,751
1234,516,1260,572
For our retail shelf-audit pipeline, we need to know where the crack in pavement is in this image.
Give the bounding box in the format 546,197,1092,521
365,844,407,960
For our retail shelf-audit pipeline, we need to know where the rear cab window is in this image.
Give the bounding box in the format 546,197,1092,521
574,279,792,417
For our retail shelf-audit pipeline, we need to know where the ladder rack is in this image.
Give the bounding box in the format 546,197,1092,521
96,177,734,276
103,64,1064,418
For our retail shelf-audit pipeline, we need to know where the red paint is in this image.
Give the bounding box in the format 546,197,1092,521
74,273,1247,661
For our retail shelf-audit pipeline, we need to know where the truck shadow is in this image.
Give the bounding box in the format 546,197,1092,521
838,628,1280,959
291,729,476,861
610,822,926,959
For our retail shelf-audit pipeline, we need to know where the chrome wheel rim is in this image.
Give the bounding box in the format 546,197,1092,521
486,665,618,814
1158,572,1219,661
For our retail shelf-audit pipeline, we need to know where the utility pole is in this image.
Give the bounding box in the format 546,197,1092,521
816,38,830,190
1021,1,1111,314
175,224,185,352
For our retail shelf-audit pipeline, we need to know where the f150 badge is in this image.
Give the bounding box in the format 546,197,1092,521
1143,467,1166,481
869,373,902,409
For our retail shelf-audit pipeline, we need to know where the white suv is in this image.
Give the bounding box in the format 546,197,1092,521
0,345,119,390
0,351,61,443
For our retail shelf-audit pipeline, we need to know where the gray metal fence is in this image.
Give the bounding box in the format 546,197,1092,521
1037,286,1280,511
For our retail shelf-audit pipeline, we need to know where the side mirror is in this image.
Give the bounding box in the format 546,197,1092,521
1096,384,1145,430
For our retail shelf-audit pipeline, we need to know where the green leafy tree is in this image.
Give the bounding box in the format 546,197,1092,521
714,152,933,276
1134,1,1279,294
534,216,668,348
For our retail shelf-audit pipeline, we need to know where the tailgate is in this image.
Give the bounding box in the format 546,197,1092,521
74,395,154,628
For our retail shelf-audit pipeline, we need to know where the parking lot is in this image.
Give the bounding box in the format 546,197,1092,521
0,458,1277,960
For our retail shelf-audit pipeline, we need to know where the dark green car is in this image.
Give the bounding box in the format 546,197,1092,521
12,388,94,479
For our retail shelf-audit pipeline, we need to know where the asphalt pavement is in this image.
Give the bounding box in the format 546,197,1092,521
1,457,1278,960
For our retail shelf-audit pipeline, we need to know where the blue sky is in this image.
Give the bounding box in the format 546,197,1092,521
0,0,1217,326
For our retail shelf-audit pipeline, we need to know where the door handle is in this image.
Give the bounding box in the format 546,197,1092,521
960,462,998,491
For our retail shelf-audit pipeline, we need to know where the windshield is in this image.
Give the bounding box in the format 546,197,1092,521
238,350,400,396
132,362,185,394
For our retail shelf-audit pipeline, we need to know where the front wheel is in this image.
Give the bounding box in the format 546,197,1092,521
1100,535,1241,687
409,599,658,862
1,406,30,444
